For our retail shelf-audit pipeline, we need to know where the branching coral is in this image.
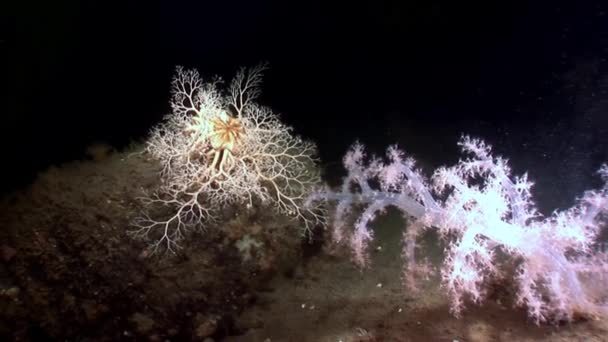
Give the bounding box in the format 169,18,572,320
132,64,325,253
307,136,608,323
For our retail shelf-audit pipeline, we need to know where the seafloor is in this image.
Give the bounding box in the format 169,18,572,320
1,145,607,341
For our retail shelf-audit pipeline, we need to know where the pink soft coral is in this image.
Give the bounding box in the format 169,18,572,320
308,136,608,323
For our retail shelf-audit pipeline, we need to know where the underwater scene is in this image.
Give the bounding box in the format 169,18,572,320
2,1,608,341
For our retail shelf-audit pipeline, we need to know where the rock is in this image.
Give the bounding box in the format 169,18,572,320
3,287,20,299
81,300,108,321
234,313,264,330
1,245,16,262
194,314,218,338
130,312,156,334
249,223,263,235
291,265,306,280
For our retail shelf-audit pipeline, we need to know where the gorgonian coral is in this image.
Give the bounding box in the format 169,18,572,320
132,64,325,253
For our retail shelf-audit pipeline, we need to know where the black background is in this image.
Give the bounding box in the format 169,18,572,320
2,0,608,212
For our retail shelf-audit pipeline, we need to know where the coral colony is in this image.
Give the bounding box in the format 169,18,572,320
132,65,325,253
133,63,608,324
307,136,608,323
